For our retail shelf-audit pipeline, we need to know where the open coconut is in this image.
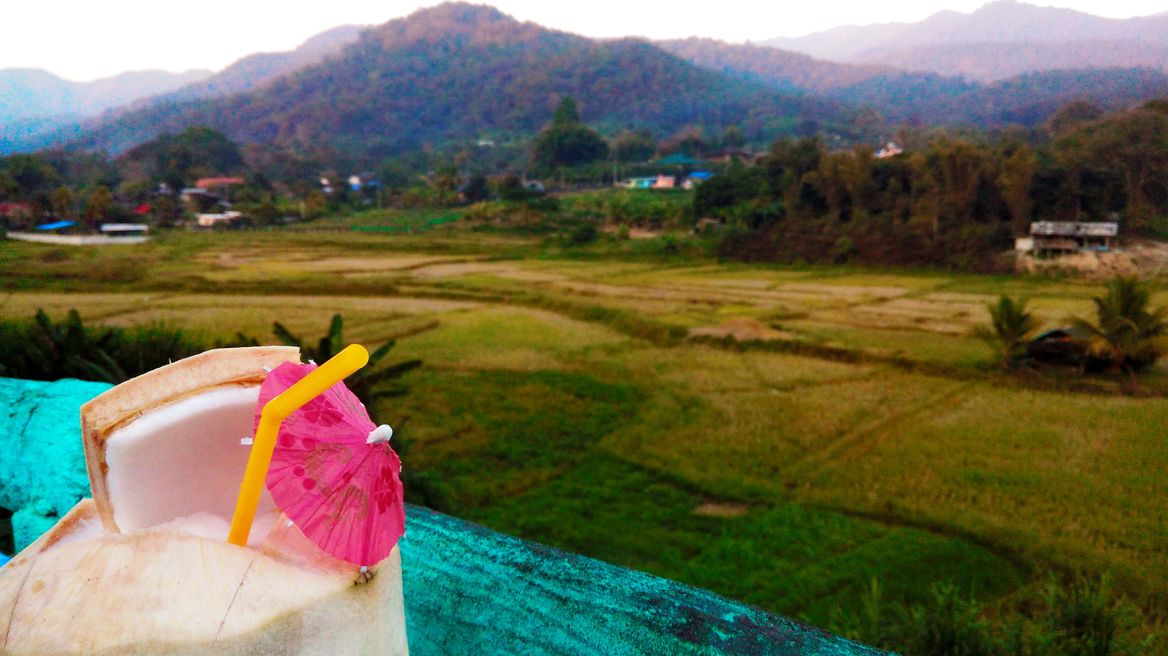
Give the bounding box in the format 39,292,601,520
0,347,409,655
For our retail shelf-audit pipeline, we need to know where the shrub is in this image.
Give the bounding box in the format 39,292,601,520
568,223,598,246
0,309,202,383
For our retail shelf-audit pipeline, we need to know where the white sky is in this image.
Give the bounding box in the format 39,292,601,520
4,1,1166,81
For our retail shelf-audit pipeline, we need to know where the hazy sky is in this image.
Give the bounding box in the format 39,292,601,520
4,0,1165,81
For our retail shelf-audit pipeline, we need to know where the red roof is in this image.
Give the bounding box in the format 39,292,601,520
0,202,31,215
134,203,151,215
195,177,246,188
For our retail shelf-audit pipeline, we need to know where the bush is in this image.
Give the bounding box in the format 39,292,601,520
568,223,599,246
0,309,203,383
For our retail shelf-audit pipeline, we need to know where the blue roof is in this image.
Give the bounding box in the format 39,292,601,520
37,221,76,231
689,171,714,180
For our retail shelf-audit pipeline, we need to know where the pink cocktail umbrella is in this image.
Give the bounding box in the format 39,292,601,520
254,361,405,566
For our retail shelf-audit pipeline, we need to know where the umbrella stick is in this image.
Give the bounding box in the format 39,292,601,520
227,344,370,547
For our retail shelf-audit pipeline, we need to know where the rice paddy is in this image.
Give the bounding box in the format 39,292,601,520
2,226,1165,647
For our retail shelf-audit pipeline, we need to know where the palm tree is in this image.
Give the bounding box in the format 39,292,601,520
974,295,1040,369
1072,276,1167,374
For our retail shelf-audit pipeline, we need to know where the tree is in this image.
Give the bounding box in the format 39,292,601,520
720,125,747,151
1046,100,1103,136
462,174,489,203
428,164,460,205
553,97,580,126
124,126,245,190
611,130,656,163
996,142,1037,235
49,187,74,219
0,154,61,201
83,186,115,228
303,190,327,219
532,97,609,170
659,126,710,158
1055,107,1168,232
973,296,1040,369
1072,277,1167,374
150,194,179,226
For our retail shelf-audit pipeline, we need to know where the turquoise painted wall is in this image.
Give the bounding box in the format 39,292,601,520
0,377,884,655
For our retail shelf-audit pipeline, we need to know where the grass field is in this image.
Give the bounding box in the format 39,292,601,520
2,218,1166,651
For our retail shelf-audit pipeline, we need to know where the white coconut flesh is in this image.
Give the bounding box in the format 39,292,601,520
104,385,278,544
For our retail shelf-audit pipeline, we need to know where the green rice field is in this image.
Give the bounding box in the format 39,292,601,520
2,221,1166,651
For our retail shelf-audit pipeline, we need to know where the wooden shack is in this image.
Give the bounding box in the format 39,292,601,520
1027,221,1118,257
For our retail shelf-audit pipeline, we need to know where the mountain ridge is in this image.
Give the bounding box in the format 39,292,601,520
64,3,847,162
0,67,212,123
764,0,1168,80
663,35,1168,128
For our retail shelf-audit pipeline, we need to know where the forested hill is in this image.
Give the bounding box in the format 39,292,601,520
67,4,846,162
656,38,894,93
663,37,1168,129
152,25,365,104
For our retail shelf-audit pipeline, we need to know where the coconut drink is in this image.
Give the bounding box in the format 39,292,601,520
0,346,409,655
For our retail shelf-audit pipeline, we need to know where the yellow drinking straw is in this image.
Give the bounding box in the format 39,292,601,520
227,343,369,547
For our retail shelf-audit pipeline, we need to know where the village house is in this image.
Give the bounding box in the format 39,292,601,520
1017,221,1119,257
625,177,655,190
196,210,244,228
653,174,676,189
682,171,714,190
100,223,150,240
0,202,33,224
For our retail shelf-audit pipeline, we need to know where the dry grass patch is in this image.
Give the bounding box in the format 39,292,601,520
0,293,167,321
688,317,793,342
410,262,518,278
393,306,629,370
693,502,750,518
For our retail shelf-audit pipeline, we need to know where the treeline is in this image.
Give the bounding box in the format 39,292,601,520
699,99,1168,271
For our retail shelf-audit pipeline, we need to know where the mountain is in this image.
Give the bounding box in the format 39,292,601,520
656,38,892,93
661,36,1168,129
765,1,1168,81
0,68,213,154
932,68,1168,126
0,68,211,123
67,4,847,162
860,40,1168,83
159,25,364,102
0,26,363,154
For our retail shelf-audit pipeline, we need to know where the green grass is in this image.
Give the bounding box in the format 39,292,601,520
3,222,1167,652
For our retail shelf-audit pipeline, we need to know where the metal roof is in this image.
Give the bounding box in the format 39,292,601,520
36,221,76,231
100,223,149,233
1030,221,1118,237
